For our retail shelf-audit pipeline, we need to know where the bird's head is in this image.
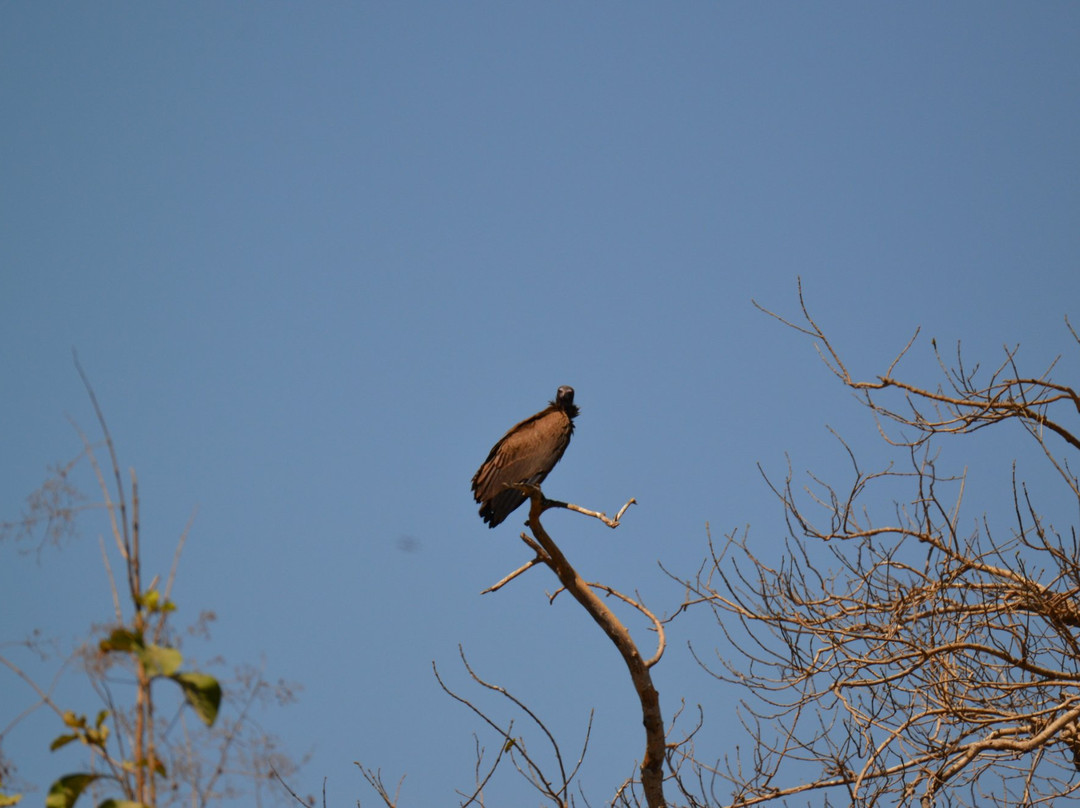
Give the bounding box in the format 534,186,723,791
554,385,579,417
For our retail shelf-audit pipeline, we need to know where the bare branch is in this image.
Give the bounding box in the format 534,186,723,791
538,496,638,528
508,483,666,808
677,299,1080,806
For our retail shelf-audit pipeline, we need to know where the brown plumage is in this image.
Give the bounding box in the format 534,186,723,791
471,386,579,528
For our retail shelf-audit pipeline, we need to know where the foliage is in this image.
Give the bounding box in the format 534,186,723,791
1,367,307,808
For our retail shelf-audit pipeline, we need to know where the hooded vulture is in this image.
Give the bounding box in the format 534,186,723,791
471,386,579,527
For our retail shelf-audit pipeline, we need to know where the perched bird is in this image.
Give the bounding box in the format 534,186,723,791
471,386,579,527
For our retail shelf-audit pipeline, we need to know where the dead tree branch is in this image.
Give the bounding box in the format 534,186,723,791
498,483,667,808
682,289,1080,806
429,649,593,808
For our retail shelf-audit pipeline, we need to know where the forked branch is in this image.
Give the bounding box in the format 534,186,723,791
683,290,1080,807
500,483,667,808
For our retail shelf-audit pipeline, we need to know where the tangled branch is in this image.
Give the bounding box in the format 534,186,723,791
678,288,1080,807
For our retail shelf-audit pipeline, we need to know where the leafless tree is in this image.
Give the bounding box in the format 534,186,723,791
672,285,1080,807
356,486,678,808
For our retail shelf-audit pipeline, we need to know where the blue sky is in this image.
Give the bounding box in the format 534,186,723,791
2,4,1078,805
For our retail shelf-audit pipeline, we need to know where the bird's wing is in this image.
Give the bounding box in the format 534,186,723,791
471,409,571,503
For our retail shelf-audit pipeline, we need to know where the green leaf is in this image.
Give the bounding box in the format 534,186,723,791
172,671,222,726
136,644,182,678
49,733,80,751
97,801,147,808
45,774,103,808
0,792,22,806
95,709,109,728
99,628,142,654
85,724,109,747
61,711,84,729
